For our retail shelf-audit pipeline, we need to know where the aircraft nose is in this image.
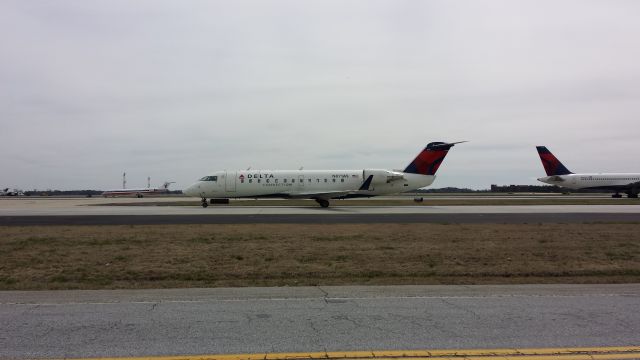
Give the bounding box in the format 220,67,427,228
183,184,197,197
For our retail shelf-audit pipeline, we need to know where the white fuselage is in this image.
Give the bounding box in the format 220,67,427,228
183,169,435,199
538,173,640,190
0,188,24,196
101,188,170,197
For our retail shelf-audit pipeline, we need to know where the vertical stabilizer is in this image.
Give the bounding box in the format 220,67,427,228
162,181,175,190
403,142,464,175
536,146,573,176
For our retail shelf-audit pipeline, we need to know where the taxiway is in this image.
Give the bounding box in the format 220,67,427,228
2,197,640,224
1,284,639,358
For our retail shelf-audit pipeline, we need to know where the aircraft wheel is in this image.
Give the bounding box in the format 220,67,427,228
317,199,330,208
612,193,623,198
201,198,208,208
628,194,639,199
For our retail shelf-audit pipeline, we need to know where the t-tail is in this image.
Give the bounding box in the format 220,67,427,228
161,181,175,190
403,141,465,175
536,146,573,176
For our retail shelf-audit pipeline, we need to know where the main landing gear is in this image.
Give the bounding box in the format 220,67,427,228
315,198,330,208
200,198,231,207
612,191,638,198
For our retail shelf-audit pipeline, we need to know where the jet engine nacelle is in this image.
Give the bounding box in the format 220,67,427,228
363,169,406,184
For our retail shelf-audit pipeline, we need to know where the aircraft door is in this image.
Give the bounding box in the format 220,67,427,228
298,175,305,188
225,171,237,192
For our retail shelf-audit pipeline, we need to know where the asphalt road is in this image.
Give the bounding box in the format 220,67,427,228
1,284,639,359
2,212,640,225
1,197,640,224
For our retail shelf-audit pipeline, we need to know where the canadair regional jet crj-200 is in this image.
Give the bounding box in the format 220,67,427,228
183,142,464,207
536,146,640,198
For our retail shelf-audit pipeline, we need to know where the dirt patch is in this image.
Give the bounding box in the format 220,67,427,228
1,223,639,290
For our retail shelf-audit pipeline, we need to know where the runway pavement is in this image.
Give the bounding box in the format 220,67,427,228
4,204,640,216
1,198,640,224
3,212,640,225
1,284,639,358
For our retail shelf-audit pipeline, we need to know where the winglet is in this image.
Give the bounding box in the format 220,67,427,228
359,175,374,191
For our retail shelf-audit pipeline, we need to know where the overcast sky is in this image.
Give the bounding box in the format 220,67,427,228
2,0,640,190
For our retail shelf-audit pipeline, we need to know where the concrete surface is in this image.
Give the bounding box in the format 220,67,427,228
1,284,639,358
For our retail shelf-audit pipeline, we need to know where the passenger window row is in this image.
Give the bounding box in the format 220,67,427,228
243,178,348,184
581,177,639,181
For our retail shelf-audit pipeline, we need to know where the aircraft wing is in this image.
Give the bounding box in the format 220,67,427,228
284,175,376,200
611,180,640,190
285,190,360,200
625,181,640,191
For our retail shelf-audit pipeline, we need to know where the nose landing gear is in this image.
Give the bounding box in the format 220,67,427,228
201,198,208,208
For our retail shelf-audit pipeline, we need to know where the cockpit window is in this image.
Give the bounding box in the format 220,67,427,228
199,176,218,181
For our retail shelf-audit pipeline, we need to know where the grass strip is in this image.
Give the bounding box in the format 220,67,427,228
1,223,639,290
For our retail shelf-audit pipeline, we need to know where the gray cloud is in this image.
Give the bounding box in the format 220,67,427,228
1,0,640,190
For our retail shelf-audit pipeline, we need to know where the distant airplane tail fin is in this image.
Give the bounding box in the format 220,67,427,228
403,141,465,176
536,146,573,176
162,181,175,190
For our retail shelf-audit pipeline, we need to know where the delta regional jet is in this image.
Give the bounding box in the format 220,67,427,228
183,142,464,207
536,146,640,198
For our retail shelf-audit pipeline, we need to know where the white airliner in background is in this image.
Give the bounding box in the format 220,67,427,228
536,146,640,198
102,181,175,198
183,142,464,207
1,188,24,196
